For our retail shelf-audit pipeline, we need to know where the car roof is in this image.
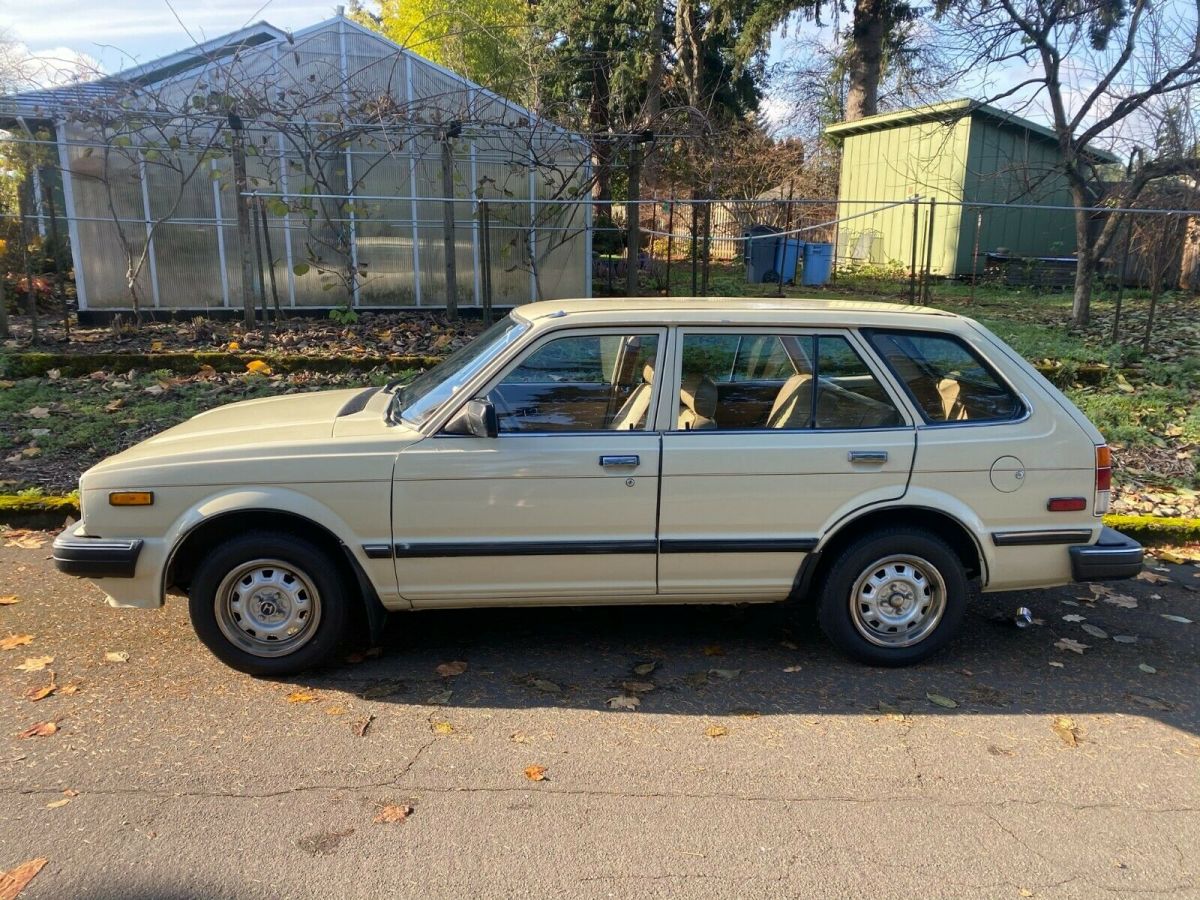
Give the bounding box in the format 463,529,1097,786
514,297,963,327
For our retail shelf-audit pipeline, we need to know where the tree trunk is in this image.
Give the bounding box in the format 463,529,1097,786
1181,216,1200,292
1070,184,1095,327
589,60,613,220
844,0,887,121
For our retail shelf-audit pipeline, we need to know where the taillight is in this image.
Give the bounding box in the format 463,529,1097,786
1094,444,1112,515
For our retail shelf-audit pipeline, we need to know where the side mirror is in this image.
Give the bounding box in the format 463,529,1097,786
446,398,498,438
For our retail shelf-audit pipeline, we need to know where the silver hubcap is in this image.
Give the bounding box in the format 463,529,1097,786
214,559,322,658
849,554,946,648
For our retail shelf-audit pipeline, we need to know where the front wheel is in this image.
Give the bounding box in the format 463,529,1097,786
817,529,968,666
188,531,350,676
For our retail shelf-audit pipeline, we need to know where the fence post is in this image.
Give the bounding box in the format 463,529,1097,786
690,197,699,295
922,197,937,303
251,196,271,335
257,196,281,315
626,142,641,297
779,179,795,298
908,196,920,304
440,124,460,320
969,208,983,305
228,112,257,327
665,194,675,297
479,199,494,325
19,175,38,343
701,199,712,297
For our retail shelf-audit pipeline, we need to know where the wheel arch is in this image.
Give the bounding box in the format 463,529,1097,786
793,504,986,602
165,505,389,643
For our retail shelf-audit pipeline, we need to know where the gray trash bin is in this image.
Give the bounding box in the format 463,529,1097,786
744,225,781,283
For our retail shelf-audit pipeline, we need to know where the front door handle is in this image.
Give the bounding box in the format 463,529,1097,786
600,454,640,468
848,450,888,463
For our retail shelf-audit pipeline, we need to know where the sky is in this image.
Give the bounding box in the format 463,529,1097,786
0,0,343,74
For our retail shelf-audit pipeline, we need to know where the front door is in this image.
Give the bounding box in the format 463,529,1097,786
392,327,666,604
657,328,917,597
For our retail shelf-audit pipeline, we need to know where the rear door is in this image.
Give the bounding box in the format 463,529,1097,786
657,327,917,597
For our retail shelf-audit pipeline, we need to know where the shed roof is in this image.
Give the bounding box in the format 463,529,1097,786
824,98,1119,164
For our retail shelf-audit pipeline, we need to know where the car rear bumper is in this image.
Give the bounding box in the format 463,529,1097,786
53,533,143,578
1070,527,1143,582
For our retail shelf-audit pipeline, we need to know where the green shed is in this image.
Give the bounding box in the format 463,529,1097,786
825,99,1119,278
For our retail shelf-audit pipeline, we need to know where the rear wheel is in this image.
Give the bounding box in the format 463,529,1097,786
188,531,349,676
818,528,968,666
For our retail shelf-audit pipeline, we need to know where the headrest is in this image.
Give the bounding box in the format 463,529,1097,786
680,373,718,417
642,362,654,385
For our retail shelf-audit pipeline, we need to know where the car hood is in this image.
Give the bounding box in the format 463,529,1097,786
83,388,404,483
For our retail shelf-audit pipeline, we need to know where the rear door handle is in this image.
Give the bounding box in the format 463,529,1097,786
600,455,640,468
848,450,888,463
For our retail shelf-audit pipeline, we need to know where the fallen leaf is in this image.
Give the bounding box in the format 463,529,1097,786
926,692,959,709
1136,571,1169,585
17,721,57,738
1048,661,1065,668
1112,634,1138,644
435,660,468,677
1101,593,1138,608
57,682,80,696
373,803,412,824
1161,614,1193,624
1019,888,1034,897
352,714,375,737
0,595,19,605
430,720,454,735
704,724,728,738
426,689,453,705
103,651,129,664
45,797,72,809
530,678,561,693
1081,624,1109,639
0,857,48,897
783,665,803,673
620,680,655,694
1052,716,1081,747
324,706,345,716
606,694,640,710
286,690,317,703
702,645,724,656
25,672,56,702
150,340,164,352
1062,614,1086,623
707,668,741,680
1155,549,1187,564
246,360,272,375
1139,663,1157,674
1130,694,1170,711
0,634,34,651
1055,638,1089,654
509,731,529,744
104,398,125,412
143,384,165,396
26,406,50,419
15,656,53,672
632,661,657,676
523,764,548,782
227,341,240,351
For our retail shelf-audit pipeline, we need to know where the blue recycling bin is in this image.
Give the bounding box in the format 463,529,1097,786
801,241,834,286
773,238,803,284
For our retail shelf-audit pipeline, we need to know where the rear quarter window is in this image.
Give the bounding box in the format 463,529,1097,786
863,329,1025,424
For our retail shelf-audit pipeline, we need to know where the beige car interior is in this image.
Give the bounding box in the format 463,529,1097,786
678,373,718,430
610,363,656,430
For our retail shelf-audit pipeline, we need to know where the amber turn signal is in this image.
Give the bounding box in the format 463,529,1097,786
109,491,154,507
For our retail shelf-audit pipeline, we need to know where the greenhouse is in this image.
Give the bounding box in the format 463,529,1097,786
0,14,592,319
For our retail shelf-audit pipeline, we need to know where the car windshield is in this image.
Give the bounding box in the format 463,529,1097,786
395,315,529,427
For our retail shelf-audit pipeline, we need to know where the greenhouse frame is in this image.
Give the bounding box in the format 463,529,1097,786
0,14,593,319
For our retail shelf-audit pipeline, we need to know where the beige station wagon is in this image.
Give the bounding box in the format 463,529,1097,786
54,298,1143,674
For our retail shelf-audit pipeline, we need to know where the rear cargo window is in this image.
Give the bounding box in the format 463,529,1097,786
864,330,1024,424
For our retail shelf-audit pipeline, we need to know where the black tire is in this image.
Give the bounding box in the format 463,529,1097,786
188,531,351,676
817,528,968,666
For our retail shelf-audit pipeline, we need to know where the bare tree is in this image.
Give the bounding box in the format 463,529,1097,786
940,0,1200,326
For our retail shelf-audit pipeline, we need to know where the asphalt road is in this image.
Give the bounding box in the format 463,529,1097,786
1,534,1198,899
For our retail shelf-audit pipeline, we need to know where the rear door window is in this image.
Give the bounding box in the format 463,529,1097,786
864,330,1024,424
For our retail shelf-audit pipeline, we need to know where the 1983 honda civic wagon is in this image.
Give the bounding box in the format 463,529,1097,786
54,298,1143,674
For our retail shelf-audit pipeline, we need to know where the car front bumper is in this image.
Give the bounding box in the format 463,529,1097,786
1070,526,1143,582
53,533,143,578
